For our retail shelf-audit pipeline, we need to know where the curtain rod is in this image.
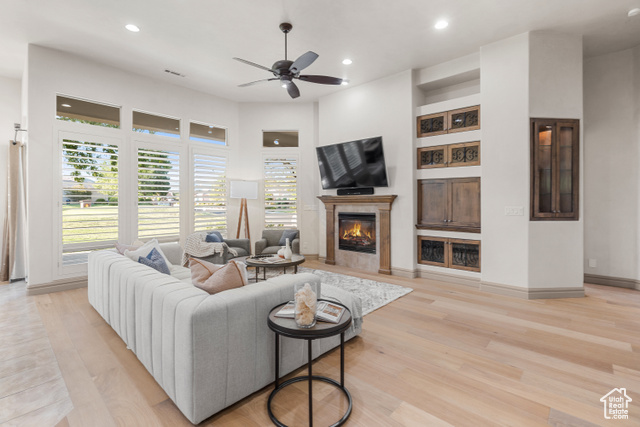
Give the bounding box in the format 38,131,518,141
12,123,27,145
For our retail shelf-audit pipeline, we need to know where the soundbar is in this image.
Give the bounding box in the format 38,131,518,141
337,187,374,196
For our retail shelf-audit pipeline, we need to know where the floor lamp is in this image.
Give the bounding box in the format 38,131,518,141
230,180,258,240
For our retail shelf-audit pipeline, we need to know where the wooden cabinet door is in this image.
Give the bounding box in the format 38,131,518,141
447,106,480,133
417,179,448,228
417,236,448,267
417,112,448,138
448,178,481,232
417,145,447,169
448,238,481,272
531,118,579,220
447,141,480,167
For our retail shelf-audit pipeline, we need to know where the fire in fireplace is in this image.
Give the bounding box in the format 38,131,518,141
338,213,376,254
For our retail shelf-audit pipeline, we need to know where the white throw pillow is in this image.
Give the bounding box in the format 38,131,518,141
233,260,249,286
124,239,173,267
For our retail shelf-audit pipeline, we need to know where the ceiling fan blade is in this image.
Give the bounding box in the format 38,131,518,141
297,75,343,85
290,51,319,74
233,57,274,73
285,81,300,99
238,78,278,87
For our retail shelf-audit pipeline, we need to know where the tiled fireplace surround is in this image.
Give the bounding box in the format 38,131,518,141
318,195,397,275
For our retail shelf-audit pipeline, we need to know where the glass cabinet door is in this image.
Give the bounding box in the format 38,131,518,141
531,118,579,220
417,146,447,169
417,112,448,138
417,236,448,267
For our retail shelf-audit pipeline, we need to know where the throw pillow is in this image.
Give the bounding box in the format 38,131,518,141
189,258,247,294
278,229,299,246
115,241,142,255
138,248,171,275
124,239,173,268
205,231,224,243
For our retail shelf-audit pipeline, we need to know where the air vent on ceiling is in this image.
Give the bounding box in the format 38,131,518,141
164,69,186,77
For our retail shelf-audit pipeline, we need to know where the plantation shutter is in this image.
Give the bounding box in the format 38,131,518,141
137,148,180,240
264,157,298,228
193,152,227,233
61,139,119,265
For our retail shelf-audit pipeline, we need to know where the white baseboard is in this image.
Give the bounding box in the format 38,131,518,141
480,280,584,299
391,267,417,279
584,274,640,290
27,277,88,295
418,269,480,288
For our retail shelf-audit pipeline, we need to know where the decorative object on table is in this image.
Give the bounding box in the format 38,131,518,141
229,180,258,240
316,301,346,323
283,238,293,260
255,228,300,255
234,22,343,99
277,246,285,258
261,267,412,317
182,231,240,266
294,282,317,328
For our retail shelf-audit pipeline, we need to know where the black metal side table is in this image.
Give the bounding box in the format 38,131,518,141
267,300,353,427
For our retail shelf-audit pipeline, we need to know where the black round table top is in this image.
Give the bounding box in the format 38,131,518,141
268,299,352,339
245,254,306,269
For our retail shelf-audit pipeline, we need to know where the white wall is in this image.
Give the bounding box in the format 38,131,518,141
317,70,416,273
528,32,584,289
584,46,640,280
237,102,318,254
0,76,22,252
480,33,531,288
26,45,240,289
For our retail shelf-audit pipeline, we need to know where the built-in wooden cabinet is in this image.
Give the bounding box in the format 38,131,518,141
417,177,481,233
418,236,481,272
530,118,579,220
417,105,480,138
417,141,480,169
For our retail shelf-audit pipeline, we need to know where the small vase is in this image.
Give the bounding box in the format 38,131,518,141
283,238,293,260
294,283,317,328
277,246,285,258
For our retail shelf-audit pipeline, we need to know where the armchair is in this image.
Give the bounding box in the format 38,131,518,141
255,229,300,255
192,236,251,265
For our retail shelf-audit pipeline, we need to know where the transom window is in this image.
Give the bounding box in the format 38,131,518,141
56,95,120,128
133,111,180,138
190,122,227,145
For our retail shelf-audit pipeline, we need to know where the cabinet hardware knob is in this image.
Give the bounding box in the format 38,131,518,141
443,219,447,223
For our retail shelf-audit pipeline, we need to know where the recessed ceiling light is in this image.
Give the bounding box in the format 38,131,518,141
341,80,349,86
208,131,212,134
342,59,352,65
435,20,449,30
281,83,287,88
629,8,640,17
125,24,140,32
61,103,71,108
274,139,280,145
209,125,214,128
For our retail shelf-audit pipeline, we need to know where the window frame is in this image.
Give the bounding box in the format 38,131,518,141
262,152,299,230
190,145,229,235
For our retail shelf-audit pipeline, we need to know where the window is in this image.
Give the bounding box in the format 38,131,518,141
61,137,119,265
190,122,227,145
137,148,180,240
193,152,227,233
264,157,298,228
133,111,180,138
56,95,120,128
263,131,299,148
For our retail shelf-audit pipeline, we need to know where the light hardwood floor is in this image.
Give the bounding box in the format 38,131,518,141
3,262,640,426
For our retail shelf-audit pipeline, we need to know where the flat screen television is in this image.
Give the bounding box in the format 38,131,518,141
316,136,389,190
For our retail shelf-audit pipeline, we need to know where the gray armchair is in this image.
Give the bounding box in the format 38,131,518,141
255,229,300,255
194,237,251,265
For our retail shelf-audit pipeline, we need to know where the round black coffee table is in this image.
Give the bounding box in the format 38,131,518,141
245,254,305,282
267,300,352,427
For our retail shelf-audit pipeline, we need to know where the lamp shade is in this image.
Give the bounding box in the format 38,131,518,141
230,180,258,199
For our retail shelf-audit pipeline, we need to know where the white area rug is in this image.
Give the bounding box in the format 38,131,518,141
293,267,414,316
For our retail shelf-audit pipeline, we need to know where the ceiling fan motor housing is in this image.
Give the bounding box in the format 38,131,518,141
272,60,294,76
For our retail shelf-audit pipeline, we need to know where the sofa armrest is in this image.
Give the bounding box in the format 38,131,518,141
292,238,300,254
159,242,184,266
224,238,250,255
255,238,268,255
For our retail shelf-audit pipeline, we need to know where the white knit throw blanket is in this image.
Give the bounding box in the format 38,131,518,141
182,232,238,266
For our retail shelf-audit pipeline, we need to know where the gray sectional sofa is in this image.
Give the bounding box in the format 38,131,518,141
87,243,362,424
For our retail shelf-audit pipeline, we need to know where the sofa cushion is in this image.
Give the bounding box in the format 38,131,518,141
125,239,173,268
170,265,192,281
138,248,171,275
230,247,249,257
278,229,299,246
115,241,142,255
189,258,246,294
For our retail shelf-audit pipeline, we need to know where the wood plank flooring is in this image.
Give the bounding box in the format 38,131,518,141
3,262,640,426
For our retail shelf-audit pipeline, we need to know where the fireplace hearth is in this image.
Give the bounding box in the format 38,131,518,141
338,213,376,254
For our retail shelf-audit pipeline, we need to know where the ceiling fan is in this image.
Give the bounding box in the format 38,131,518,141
234,22,343,99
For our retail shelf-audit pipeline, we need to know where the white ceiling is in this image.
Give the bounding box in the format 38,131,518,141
2,0,640,103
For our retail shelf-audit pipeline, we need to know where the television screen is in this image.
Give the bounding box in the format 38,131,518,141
316,137,388,189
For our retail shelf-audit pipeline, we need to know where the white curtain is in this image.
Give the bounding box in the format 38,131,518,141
1,140,27,281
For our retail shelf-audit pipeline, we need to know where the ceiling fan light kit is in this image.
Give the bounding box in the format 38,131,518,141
234,22,344,99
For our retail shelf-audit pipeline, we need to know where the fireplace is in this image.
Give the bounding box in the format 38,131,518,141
338,213,376,254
